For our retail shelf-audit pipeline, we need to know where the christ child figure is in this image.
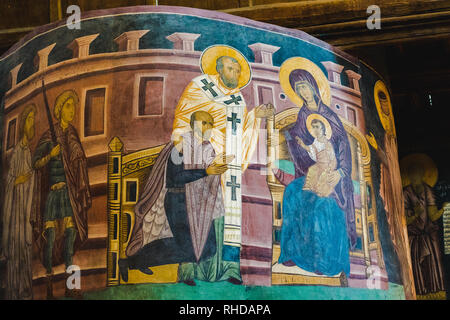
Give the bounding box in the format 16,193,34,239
296,117,340,198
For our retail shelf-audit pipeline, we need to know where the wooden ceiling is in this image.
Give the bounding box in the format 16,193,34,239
1,0,450,54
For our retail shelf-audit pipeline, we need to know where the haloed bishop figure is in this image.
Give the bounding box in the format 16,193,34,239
168,45,274,286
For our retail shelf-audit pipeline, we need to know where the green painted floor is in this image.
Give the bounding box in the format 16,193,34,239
83,281,405,300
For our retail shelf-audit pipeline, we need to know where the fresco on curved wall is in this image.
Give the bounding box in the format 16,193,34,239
0,5,414,300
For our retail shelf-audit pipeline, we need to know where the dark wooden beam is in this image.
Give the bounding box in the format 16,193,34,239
390,70,450,93
2,0,450,55
303,11,450,49
0,27,36,56
0,0,51,30
221,0,450,49
158,0,247,10
49,0,63,22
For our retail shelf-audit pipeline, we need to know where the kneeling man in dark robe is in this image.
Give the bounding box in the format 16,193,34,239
119,111,232,285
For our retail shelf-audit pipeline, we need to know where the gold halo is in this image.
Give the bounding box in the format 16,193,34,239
306,114,332,140
400,153,438,187
279,57,331,108
374,80,396,137
54,89,79,120
200,45,252,89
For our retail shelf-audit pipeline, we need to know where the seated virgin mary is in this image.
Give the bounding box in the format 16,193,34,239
274,58,357,277
278,114,350,277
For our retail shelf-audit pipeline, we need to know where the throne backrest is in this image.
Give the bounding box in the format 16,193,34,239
106,137,166,286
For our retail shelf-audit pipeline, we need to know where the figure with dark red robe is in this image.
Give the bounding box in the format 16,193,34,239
404,163,447,299
31,90,91,299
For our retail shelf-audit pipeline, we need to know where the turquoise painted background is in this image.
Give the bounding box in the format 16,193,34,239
84,280,405,300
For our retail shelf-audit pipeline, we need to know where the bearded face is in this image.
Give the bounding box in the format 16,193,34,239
218,57,241,89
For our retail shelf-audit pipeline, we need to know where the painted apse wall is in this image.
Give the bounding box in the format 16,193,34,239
0,6,411,300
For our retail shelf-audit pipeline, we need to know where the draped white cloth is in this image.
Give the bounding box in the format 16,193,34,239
2,142,35,299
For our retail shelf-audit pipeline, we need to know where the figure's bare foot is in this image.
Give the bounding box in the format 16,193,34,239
227,277,242,285
282,260,296,267
182,280,196,286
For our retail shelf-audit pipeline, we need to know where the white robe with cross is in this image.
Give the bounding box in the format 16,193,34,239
172,73,261,248
1,142,35,299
